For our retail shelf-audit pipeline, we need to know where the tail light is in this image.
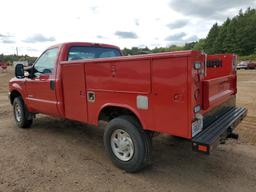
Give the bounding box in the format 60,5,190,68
191,56,205,137
193,60,203,113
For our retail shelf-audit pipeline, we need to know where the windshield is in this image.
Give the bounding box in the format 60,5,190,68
67,46,121,61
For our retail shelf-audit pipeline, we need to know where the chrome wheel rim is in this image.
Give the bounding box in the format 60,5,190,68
110,129,134,161
14,103,22,122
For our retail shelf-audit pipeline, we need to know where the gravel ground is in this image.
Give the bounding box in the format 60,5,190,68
0,69,256,192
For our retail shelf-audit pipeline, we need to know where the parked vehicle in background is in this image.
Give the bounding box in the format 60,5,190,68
0,61,8,71
9,42,247,172
247,61,256,69
237,61,256,70
237,61,248,70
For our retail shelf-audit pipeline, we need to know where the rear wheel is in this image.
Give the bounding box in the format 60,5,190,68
104,116,152,173
13,96,33,128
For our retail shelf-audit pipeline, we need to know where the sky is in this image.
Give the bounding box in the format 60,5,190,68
0,0,255,56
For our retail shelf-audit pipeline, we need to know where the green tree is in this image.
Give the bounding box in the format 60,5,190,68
204,23,220,54
184,42,197,50
236,8,256,55
222,18,238,53
214,18,231,53
203,7,256,56
193,39,206,51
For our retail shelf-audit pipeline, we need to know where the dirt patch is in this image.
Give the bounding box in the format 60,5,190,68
0,69,256,192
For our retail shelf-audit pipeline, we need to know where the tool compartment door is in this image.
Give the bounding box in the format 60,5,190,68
151,57,189,138
62,63,87,122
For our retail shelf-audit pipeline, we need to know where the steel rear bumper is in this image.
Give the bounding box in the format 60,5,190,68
192,107,247,154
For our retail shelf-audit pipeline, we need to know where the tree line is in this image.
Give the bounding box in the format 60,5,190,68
123,8,256,60
0,54,37,65
202,7,256,56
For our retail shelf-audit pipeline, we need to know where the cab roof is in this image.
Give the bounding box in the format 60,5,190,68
48,42,121,50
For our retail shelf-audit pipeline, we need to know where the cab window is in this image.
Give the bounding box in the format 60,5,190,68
67,46,121,61
34,48,58,75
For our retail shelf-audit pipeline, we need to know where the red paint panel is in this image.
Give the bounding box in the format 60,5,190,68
62,63,87,122
25,74,59,116
202,54,236,112
205,54,235,80
151,57,189,138
86,60,151,93
202,75,235,112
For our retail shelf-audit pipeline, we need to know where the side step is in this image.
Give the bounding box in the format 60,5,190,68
192,107,247,154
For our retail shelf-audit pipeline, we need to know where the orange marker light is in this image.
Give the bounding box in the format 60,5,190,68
198,145,208,152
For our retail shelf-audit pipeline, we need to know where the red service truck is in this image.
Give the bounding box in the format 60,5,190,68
9,42,247,172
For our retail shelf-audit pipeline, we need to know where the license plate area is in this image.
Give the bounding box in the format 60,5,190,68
192,116,203,137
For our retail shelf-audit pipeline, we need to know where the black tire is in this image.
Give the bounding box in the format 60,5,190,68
104,116,152,173
13,96,33,128
119,115,153,166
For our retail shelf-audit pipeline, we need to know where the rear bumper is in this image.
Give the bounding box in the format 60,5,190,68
192,107,247,154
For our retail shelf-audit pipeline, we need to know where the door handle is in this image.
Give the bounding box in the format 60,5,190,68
111,64,117,77
50,80,55,90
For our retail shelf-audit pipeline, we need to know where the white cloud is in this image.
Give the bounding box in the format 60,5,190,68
0,0,254,56
185,35,199,42
115,31,138,39
23,34,56,43
2,39,16,44
169,0,256,19
165,32,186,41
167,19,189,29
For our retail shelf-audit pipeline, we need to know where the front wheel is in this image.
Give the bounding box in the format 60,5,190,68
13,96,33,128
104,116,152,173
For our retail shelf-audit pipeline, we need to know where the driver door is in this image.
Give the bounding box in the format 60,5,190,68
26,47,59,116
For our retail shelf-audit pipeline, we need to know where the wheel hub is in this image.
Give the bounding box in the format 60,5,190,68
14,103,22,122
110,129,134,161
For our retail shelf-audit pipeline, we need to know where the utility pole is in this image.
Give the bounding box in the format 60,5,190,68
16,47,18,56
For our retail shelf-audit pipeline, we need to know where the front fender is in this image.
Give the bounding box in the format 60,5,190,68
9,81,26,104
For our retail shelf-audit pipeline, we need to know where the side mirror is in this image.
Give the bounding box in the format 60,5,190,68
15,64,25,78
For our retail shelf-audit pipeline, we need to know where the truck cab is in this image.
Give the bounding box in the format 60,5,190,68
9,42,122,116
